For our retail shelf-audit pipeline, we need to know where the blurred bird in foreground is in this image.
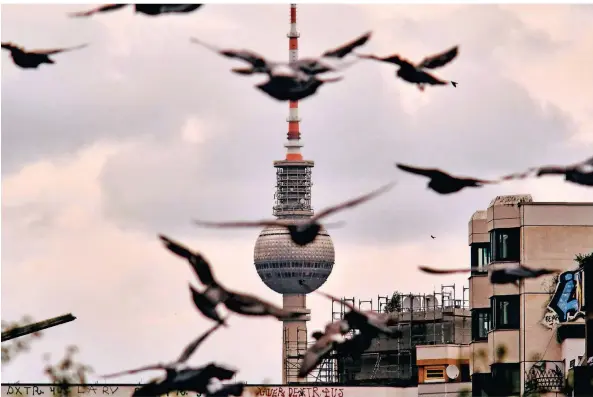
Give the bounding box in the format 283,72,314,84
395,163,496,194
256,74,344,101
101,322,241,396
2,42,87,69
160,235,304,321
358,45,458,91
298,280,402,377
190,31,372,79
298,320,351,378
69,4,203,17
193,182,395,246
419,265,561,287
501,156,593,187
102,321,224,379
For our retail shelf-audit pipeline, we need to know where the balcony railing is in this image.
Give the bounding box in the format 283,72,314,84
524,360,564,394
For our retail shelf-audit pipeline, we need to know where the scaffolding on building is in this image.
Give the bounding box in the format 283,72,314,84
283,284,471,385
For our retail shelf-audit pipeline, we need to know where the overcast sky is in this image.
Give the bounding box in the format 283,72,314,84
2,3,593,385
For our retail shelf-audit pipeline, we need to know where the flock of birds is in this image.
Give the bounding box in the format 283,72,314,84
3,3,593,397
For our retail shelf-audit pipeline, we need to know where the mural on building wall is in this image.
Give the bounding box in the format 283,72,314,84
542,269,584,329
524,361,564,394
0,384,416,397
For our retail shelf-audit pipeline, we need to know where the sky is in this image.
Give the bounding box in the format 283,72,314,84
2,3,593,385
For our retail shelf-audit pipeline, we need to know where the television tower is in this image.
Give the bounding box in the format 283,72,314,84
253,4,336,383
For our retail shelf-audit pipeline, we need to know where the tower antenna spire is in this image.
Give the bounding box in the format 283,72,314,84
285,3,303,161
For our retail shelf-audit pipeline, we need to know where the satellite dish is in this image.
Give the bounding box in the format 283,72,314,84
446,364,459,380
402,296,412,311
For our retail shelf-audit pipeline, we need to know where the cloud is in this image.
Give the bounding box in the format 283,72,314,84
2,3,593,385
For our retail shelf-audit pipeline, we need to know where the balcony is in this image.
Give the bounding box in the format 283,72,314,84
523,361,564,395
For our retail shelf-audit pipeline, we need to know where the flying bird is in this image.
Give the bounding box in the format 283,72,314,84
189,37,279,77
189,285,228,326
431,235,436,239
126,364,238,396
194,182,395,246
70,4,203,17
256,74,343,101
300,280,401,338
102,321,225,380
395,163,496,194
160,235,304,322
159,235,218,287
298,321,351,378
358,46,458,91
221,290,305,321
501,156,593,187
322,31,373,59
1,42,87,69
419,265,561,286
191,32,371,79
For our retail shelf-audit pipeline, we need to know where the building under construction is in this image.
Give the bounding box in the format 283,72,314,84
284,284,471,386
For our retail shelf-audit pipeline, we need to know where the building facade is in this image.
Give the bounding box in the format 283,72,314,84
468,195,593,396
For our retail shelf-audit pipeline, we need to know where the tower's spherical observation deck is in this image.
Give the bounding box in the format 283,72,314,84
254,224,335,294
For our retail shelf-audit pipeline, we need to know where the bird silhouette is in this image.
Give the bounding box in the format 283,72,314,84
256,74,344,101
70,4,203,17
191,31,371,79
130,364,238,396
189,285,228,326
298,320,351,378
419,265,561,287
2,42,87,69
101,321,225,385
193,182,395,246
189,37,280,77
431,235,436,239
358,46,458,91
160,235,303,321
501,156,593,187
395,163,496,194
322,31,373,59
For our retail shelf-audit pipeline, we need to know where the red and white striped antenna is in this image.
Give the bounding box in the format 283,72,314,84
285,4,303,161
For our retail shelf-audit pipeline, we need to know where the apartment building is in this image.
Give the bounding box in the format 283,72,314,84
468,195,593,396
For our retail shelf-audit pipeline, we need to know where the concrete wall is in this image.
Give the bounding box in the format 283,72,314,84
519,203,593,392
0,384,420,397
561,338,585,373
418,382,471,396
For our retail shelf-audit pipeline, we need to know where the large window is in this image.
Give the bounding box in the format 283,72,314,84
472,308,491,341
490,228,520,262
491,363,520,396
471,243,491,273
491,295,520,330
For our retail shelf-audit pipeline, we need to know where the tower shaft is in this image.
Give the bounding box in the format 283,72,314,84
285,3,303,161
281,4,310,384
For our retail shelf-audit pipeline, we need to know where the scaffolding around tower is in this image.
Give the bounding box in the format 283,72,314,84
283,284,471,386
273,160,314,218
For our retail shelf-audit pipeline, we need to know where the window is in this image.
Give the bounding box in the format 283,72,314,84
425,366,445,383
490,228,520,262
472,308,491,341
471,243,491,273
491,295,520,330
471,373,491,397
491,363,520,396
460,364,470,382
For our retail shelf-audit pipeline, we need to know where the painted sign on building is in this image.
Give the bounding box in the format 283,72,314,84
542,269,585,329
0,384,418,397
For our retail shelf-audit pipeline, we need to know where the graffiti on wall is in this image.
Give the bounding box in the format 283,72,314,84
1,384,415,397
524,361,564,394
542,269,584,329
